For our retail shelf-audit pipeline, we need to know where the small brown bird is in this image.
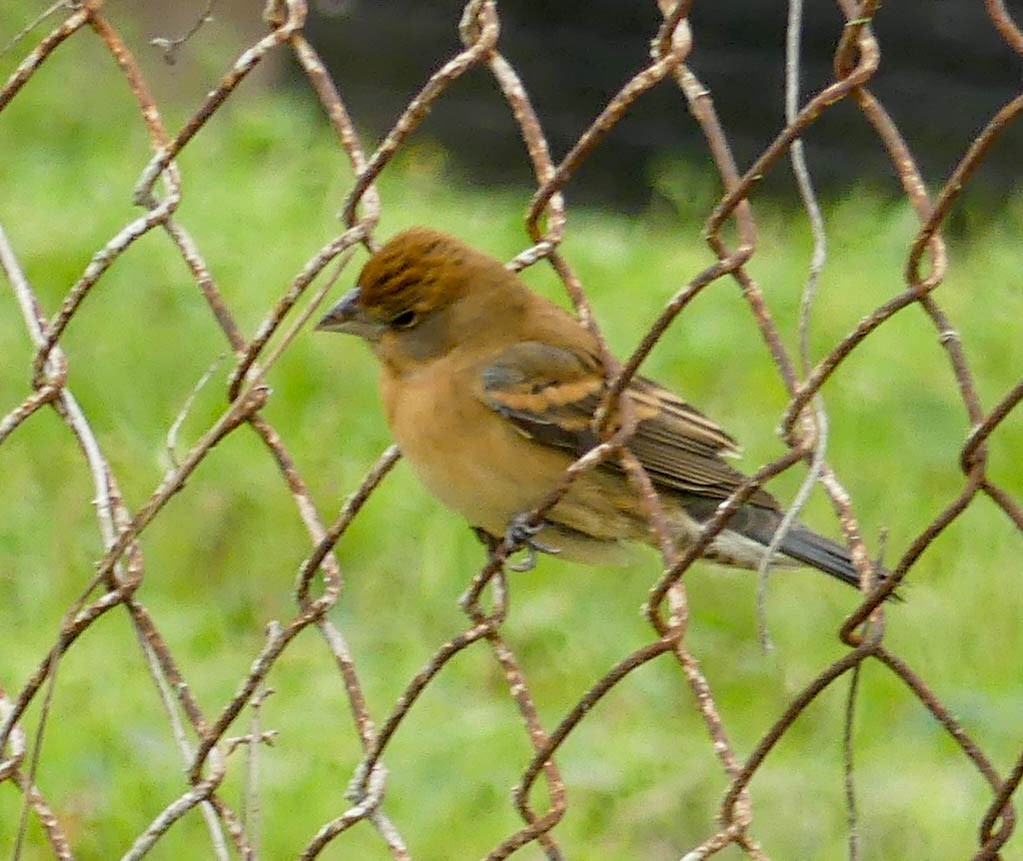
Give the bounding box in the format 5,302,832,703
318,227,871,589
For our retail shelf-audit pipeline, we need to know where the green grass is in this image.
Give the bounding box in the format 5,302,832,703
1,3,1022,859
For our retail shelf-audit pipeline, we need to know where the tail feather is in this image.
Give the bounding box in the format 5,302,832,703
682,498,889,593
749,513,891,594
775,524,869,589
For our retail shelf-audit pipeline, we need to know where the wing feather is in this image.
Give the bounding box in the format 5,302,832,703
478,342,778,507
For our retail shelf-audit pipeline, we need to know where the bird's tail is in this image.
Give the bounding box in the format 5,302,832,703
771,523,871,589
683,499,888,592
746,509,889,592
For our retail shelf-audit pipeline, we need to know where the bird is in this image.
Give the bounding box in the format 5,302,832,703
317,226,879,591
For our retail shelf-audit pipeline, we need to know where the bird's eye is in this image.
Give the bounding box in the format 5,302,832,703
391,310,418,329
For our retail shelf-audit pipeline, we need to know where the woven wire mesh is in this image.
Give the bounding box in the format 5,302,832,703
1,0,1022,858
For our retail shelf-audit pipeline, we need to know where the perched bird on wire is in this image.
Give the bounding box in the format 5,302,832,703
318,226,873,590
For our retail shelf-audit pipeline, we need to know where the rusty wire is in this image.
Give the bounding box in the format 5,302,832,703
1,0,1021,858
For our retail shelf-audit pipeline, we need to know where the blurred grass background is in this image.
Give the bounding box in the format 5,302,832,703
1,2,1021,859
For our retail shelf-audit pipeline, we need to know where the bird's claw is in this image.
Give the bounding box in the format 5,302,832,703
472,516,560,571
506,514,560,572
472,526,500,554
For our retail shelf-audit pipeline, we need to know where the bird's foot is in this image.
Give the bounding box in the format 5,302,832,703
505,513,560,572
472,526,500,554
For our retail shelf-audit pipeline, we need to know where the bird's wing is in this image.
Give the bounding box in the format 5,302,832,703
478,341,778,506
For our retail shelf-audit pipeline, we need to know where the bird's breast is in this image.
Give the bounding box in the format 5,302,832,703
380,357,572,534
378,352,654,559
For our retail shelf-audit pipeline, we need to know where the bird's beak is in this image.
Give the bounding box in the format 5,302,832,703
316,287,386,340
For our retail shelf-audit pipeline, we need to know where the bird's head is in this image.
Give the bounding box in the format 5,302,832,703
317,227,523,370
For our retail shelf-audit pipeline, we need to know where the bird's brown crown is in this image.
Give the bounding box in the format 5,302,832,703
356,227,498,321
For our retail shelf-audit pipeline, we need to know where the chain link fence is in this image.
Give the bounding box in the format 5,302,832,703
1,0,1021,858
